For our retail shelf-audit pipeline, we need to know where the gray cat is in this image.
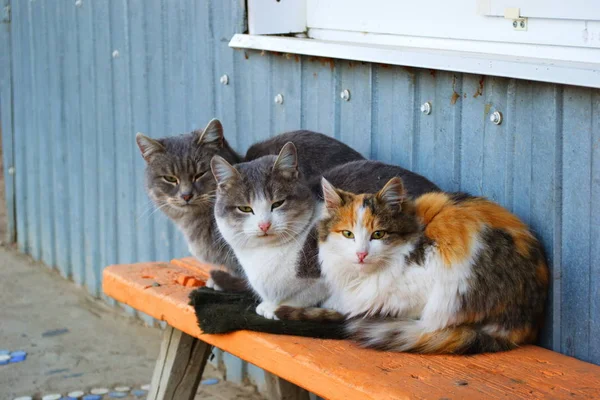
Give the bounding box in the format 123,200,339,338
136,119,364,280
210,143,441,318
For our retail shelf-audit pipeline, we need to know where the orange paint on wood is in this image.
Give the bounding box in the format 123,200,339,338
103,260,600,400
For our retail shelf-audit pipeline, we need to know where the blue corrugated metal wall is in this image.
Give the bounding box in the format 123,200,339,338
1,0,599,369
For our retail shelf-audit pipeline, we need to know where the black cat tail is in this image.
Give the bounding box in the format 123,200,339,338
189,287,347,340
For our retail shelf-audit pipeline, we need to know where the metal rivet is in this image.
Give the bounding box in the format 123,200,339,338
520,20,525,28
8,166,15,175
490,111,503,125
512,20,517,28
75,0,82,7
420,102,432,115
219,74,229,85
112,50,119,58
274,94,284,104
340,89,351,101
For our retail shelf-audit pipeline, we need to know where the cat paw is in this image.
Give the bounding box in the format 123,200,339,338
256,302,280,320
205,277,223,291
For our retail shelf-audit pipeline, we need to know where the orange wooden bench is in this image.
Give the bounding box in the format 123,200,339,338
103,258,600,400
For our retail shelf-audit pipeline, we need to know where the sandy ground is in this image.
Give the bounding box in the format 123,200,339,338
0,246,264,400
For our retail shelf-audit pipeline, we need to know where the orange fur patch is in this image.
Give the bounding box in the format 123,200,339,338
506,326,536,344
331,195,383,233
536,261,550,287
330,196,361,232
415,193,536,266
413,326,476,353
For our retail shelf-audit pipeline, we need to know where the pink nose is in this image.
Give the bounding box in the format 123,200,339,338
357,251,368,263
258,222,271,233
181,194,192,202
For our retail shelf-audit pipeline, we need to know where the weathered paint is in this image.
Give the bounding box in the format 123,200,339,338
0,0,598,376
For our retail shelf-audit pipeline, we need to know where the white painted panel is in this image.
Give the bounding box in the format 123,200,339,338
229,34,600,88
306,0,600,49
248,0,306,35
481,0,600,21
308,28,600,64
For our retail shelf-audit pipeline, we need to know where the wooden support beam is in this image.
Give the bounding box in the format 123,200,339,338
148,326,213,400
264,372,310,400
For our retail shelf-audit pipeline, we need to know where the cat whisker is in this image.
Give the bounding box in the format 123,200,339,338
137,201,170,221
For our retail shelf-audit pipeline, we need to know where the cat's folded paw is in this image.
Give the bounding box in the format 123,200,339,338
256,302,280,320
205,277,223,291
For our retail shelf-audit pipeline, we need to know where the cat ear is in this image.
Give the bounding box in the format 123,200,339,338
210,155,239,185
136,133,165,162
376,177,406,206
321,178,343,209
197,118,224,147
273,142,299,179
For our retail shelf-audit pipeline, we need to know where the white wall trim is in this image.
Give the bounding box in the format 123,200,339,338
229,34,600,89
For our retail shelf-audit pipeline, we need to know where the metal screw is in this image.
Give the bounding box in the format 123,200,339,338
420,102,432,115
520,20,525,28
340,89,351,101
490,111,503,125
75,0,82,7
274,93,284,104
219,74,229,85
512,20,518,28
8,167,15,175
112,50,119,58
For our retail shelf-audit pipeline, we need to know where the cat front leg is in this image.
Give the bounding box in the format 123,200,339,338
256,301,280,320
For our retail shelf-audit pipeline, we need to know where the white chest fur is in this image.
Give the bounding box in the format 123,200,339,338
321,247,437,319
236,240,304,302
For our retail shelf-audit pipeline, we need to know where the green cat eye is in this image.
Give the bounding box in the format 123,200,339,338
238,206,254,213
271,200,285,210
341,230,354,239
163,176,178,184
371,231,387,240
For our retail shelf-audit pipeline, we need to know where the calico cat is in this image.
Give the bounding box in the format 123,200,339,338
210,144,442,318
136,119,364,279
279,177,549,354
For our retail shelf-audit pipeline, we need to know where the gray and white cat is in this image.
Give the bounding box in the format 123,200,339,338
210,143,441,319
211,143,327,318
136,119,365,280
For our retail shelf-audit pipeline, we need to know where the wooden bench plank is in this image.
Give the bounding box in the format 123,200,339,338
103,260,600,400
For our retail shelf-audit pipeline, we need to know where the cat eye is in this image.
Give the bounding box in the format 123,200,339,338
371,231,387,240
163,176,178,184
238,206,254,213
271,200,285,210
341,230,354,239
193,172,207,182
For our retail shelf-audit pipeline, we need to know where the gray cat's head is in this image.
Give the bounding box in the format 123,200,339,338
211,142,315,249
136,119,240,216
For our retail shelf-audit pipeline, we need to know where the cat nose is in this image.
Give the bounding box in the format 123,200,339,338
181,193,193,202
356,251,368,263
258,222,271,233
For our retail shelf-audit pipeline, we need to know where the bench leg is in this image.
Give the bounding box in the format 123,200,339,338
264,372,310,400
148,326,213,400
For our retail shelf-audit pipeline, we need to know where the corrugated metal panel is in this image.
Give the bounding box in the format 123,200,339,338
2,0,599,371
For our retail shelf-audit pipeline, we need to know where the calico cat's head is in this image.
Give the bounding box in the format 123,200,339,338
136,119,240,216
318,177,421,273
211,142,315,248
